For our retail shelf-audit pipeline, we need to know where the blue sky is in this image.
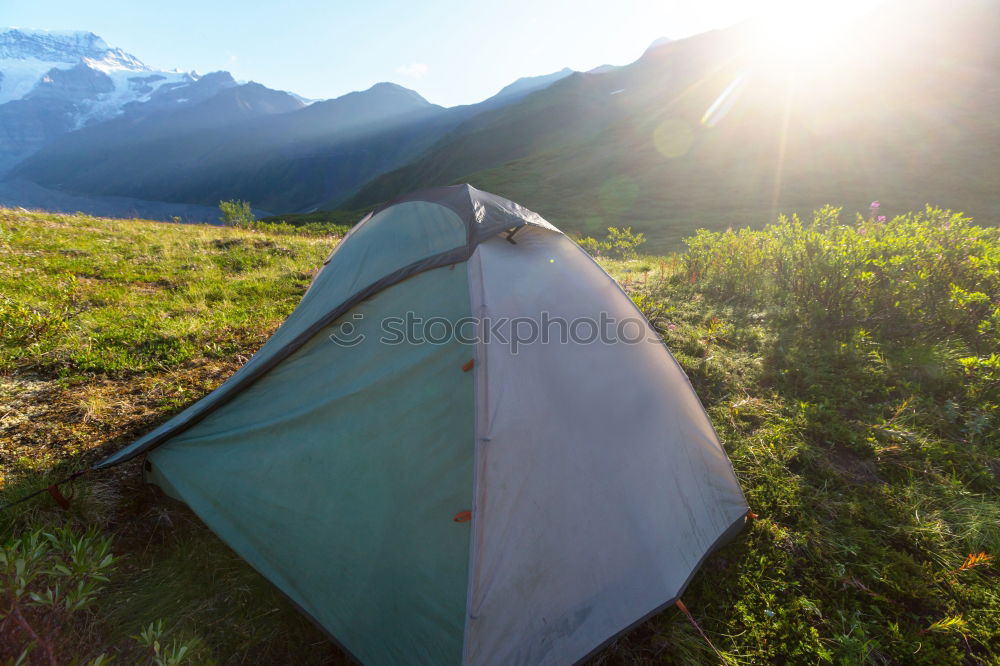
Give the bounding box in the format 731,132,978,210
7,0,764,106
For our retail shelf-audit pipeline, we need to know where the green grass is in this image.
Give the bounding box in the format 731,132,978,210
257,209,365,233
1,207,997,664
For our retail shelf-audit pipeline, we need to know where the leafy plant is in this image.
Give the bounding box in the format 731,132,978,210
575,235,606,256
134,620,197,666
218,202,346,237
248,220,348,237
0,526,115,665
218,200,255,228
684,206,1000,345
606,226,647,260
577,226,647,259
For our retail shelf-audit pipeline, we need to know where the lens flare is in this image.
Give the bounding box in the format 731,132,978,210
701,73,749,128
653,118,695,159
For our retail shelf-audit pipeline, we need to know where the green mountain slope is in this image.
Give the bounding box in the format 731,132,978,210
349,0,1000,250
10,82,447,213
9,71,576,215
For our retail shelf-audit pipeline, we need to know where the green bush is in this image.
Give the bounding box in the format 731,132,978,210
249,220,348,237
681,204,999,457
0,526,200,665
684,206,1000,348
576,235,605,256
218,200,255,228
0,525,115,664
577,226,647,259
606,226,647,260
217,202,347,236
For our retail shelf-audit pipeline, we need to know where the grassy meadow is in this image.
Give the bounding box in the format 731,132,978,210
0,206,997,664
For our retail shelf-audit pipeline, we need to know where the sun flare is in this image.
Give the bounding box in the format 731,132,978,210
748,0,885,65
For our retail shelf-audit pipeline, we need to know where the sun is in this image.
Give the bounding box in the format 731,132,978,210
747,0,885,67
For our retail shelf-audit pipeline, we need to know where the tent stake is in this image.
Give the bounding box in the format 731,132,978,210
0,469,88,512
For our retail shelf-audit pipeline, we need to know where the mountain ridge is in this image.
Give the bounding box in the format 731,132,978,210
9,57,578,213
345,0,1000,250
0,27,200,172
0,28,139,68
1,26,580,213
11,2,999,252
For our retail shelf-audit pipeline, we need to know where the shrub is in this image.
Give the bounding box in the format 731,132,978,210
684,206,1000,347
681,205,1000,433
218,200,255,228
249,220,348,237
216,205,347,237
0,525,115,664
606,226,647,260
576,235,606,256
577,226,647,259
0,526,200,665
134,620,198,666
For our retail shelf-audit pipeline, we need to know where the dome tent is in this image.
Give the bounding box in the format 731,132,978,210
96,185,748,665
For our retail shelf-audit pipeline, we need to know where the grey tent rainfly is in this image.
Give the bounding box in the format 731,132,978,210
95,185,749,665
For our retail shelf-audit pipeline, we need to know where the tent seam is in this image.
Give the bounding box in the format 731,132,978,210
460,247,488,665
96,187,557,470
93,245,472,468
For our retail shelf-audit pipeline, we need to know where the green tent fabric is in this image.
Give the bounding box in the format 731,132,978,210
96,184,748,665
150,266,474,663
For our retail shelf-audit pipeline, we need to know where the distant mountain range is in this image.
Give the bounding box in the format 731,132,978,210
11,77,575,214
0,27,576,220
3,0,1000,246
347,0,1000,248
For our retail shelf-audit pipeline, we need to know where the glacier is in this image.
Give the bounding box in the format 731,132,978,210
0,27,195,122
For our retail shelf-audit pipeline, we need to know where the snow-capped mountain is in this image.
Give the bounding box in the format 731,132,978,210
0,28,139,63
0,28,215,174
0,28,195,121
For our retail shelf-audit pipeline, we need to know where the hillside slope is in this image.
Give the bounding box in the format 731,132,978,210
10,70,576,214
348,0,1000,250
